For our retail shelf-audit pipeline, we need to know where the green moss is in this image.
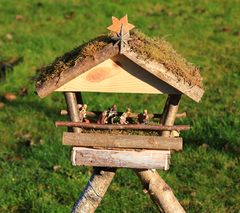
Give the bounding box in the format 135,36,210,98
36,30,202,88
129,30,202,87
35,35,113,87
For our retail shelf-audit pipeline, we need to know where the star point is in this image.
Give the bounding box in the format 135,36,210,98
107,15,135,35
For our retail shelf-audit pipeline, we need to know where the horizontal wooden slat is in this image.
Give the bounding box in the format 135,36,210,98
72,147,171,170
63,133,183,151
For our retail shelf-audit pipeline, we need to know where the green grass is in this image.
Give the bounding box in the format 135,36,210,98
0,0,239,212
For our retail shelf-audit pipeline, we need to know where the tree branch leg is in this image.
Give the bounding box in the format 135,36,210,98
135,169,185,213
72,167,116,213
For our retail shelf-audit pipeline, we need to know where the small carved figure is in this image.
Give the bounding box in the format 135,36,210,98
120,108,132,124
137,109,149,124
79,104,89,123
97,111,108,124
106,104,118,124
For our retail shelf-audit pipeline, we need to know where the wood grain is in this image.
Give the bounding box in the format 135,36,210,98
63,132,183,151
55,55,180,94
123,51,204,102
72,147,171,170
36,43,119,98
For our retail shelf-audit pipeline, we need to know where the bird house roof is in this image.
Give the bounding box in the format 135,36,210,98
35,29,204,102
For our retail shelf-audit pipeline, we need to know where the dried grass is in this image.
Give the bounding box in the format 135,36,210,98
128,30,203,87
36,30,202,88
36,35,112,87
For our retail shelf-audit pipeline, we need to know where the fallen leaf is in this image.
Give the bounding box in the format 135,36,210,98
53,165,61,172
4,92,17,101
6,33,13,40
221,27,231,32
16,15,24,21
39,139,45,145
190,191,196,197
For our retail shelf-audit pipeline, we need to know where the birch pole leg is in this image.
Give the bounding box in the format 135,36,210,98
135,94,185,213
72,167,116,213
64,92,116,213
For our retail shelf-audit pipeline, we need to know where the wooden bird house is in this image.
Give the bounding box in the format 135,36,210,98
35,15,204,212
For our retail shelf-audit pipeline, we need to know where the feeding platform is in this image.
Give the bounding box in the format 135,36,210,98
35,15,204,212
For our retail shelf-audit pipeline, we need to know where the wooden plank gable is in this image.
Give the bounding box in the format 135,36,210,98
55,55,181,94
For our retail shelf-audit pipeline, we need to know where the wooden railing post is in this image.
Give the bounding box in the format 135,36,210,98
160,94,181,137
135,94,185,213
64,92,81,133
64,92,117,213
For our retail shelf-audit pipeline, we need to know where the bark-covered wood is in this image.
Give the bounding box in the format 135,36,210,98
71,167,116,213
135,169,185,213
65,92,117,213
161,95,181,137
63,132,183,151
123,50,204,102
36,44,119,98
55,121,190,131
72,147,170,169
64,92,81,133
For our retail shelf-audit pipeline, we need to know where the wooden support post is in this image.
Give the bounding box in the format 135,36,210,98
64,92,81,133
65,92,117,213
135,94,185,212
135,169,185,213
161,94,181,137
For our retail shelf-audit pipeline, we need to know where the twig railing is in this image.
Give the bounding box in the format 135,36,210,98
55,121,190,131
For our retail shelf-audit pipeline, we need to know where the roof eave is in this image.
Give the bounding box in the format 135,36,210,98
122,50,204,102
36,43,119,98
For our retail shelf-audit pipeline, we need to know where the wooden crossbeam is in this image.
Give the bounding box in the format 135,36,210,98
63,132,183,151
55,121,190,131
72,147,171,170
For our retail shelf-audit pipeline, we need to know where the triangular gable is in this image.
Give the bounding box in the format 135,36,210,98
55,55,180,95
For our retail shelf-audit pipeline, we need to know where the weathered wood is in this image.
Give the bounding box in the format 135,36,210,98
64,92,81,133
55,121,190,131
60,109,187,119
135,169,185,213
72,147,170,170
123,51,204,102
36,43,119,98
161,94,181,137
63,132,183,151
71,167,116,213
55,55,180,94
133,94,185,212
64,92,117,212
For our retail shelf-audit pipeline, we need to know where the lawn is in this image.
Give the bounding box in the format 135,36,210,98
0,0,239,212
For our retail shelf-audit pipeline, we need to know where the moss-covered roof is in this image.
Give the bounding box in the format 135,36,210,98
36,35,114,87
36,30,202,88
35,29,204,101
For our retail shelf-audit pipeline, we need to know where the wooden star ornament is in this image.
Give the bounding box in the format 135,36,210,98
107,15,135,35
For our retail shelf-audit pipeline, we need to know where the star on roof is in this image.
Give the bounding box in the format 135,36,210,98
107,15,135,35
